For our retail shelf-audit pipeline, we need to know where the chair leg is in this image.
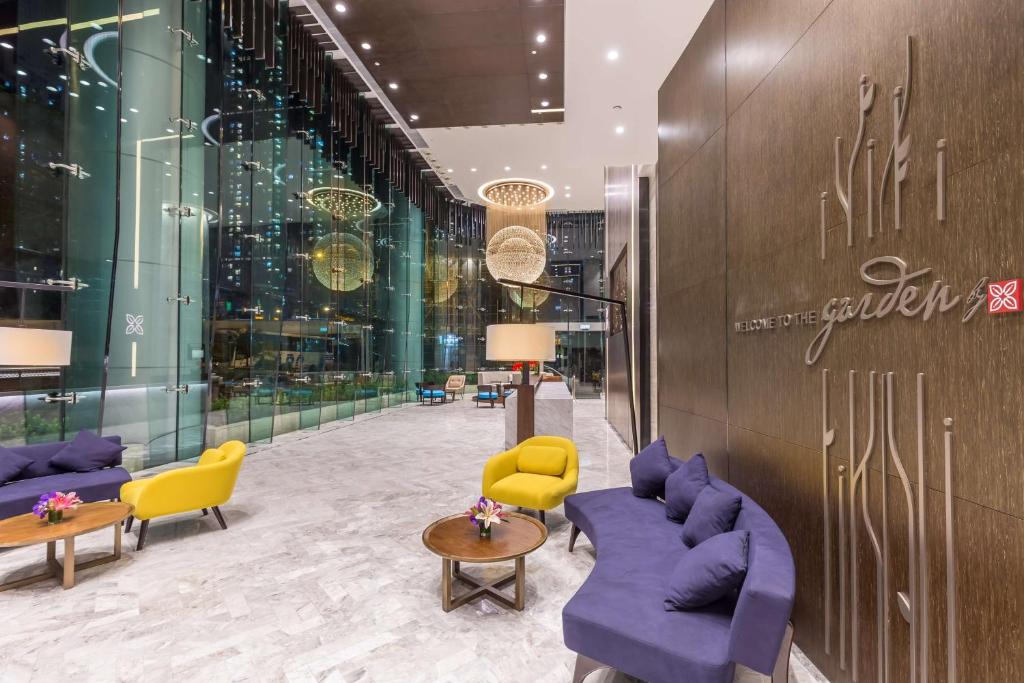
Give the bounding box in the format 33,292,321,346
568,523,580,552
771,621,795,683
124,515,134,533
136,520,149,551
571,653,611,683
211,506,228,530
202,508,209,516
539,509,545,525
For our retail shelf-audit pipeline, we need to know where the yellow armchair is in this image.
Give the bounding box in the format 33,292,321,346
120,440,246,550
482,436,578,525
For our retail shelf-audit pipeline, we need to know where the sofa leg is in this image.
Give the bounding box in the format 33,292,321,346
124,516,134,533
771,621,795,683
571,653,611,683
212,506,228,530
538,509,545,525
202,508,209,516
568,523,580,552
136,520,149,551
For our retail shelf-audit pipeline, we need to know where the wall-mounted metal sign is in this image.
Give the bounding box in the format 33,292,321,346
732,255,991,366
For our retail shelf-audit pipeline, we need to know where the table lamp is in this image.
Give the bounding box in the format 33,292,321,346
0,327,76,402
485,323,555,443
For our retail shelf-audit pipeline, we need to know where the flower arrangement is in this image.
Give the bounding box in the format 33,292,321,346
32,491,82,524
467,496,505,538
510,361,538,373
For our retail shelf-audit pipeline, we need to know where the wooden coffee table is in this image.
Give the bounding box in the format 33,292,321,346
422,511,547,612
0,501,133,591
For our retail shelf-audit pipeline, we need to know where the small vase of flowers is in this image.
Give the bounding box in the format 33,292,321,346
32,491,82,524
467,496,505,539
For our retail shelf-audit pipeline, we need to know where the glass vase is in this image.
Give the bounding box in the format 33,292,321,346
479,524,491,539
47,509,63,524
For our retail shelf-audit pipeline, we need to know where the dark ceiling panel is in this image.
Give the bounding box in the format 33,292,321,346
315,0,564,127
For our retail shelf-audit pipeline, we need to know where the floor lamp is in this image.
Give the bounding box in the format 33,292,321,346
498,277,639,456
485,322,556,444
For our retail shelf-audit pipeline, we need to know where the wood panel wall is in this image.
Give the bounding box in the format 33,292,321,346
656,1,1024,681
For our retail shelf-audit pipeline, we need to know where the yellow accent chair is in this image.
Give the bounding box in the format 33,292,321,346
482,436,578,525
119,440,246,550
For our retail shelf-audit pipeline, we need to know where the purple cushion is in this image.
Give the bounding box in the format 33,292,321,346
629,437,680,499
664,453,709,521
665,530,749,610
49,430,126,473
681,485,742,547
0,467,131,519
0,446,32,484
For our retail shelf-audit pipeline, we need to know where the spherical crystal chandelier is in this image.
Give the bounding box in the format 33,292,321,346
311,233,373,291
426,254,460,304
305,187,382,221
510,271,551,309
485,225,547,284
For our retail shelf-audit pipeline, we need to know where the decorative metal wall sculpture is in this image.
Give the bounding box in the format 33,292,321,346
821,369,957,683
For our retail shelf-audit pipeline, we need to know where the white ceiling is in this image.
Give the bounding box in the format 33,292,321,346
417,0,715,210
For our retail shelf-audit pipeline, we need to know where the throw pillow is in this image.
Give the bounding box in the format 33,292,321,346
0,446,32,485
664,453,709,522
681,485,742,547
664,530,749,610
629,436,680,499
517,445,568,476
49,430,126,473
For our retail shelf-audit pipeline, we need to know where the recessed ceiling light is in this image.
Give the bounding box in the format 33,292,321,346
0,42,12,50
531,50,537,55
565,193,571,198
606,49,620,61
540,100,550,107
360,42,371,50
615,125,625,134
373,61,381,66
535,33,547,44
470,167,478,172
538,72,548,80
410,113,419,121
540,164,548,170
504,165,511,171
564,185,571,190
446,168,453,173
388,82,398,90
334,3,347,13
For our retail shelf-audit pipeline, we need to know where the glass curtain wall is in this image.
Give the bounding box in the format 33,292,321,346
0,1,431,471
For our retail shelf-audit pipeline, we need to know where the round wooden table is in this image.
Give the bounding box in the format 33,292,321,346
0,501,133,591
422,511,547,612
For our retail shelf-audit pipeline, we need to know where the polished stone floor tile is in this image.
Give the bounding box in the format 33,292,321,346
0,399,825,683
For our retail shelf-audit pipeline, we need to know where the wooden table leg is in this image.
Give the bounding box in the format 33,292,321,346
441,558,453,612
46,541,55,564
113,521,122,560
514,556,525,611
62,536,75,589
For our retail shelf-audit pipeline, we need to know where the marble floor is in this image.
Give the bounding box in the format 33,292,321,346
0,399,826,683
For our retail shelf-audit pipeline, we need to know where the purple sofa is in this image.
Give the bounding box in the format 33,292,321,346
0,437,131,520
562,480,795,683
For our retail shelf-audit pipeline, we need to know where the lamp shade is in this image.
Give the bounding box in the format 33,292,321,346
0,327,72,366
485,323,555,362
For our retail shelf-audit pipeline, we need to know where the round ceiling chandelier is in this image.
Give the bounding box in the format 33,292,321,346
305,187,382,222
485,225,547,284
477,178,554,208
426,255,460,304
510,271,551,309
311,233,373,292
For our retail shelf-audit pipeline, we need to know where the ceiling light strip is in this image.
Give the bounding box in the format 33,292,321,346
530,107,566,114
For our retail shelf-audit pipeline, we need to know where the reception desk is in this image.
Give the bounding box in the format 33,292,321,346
504,380,573,450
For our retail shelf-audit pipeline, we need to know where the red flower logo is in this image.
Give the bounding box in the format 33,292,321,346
987,278,1022,314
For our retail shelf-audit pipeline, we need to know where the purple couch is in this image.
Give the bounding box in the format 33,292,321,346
0,437,131,519
562,480,795,683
